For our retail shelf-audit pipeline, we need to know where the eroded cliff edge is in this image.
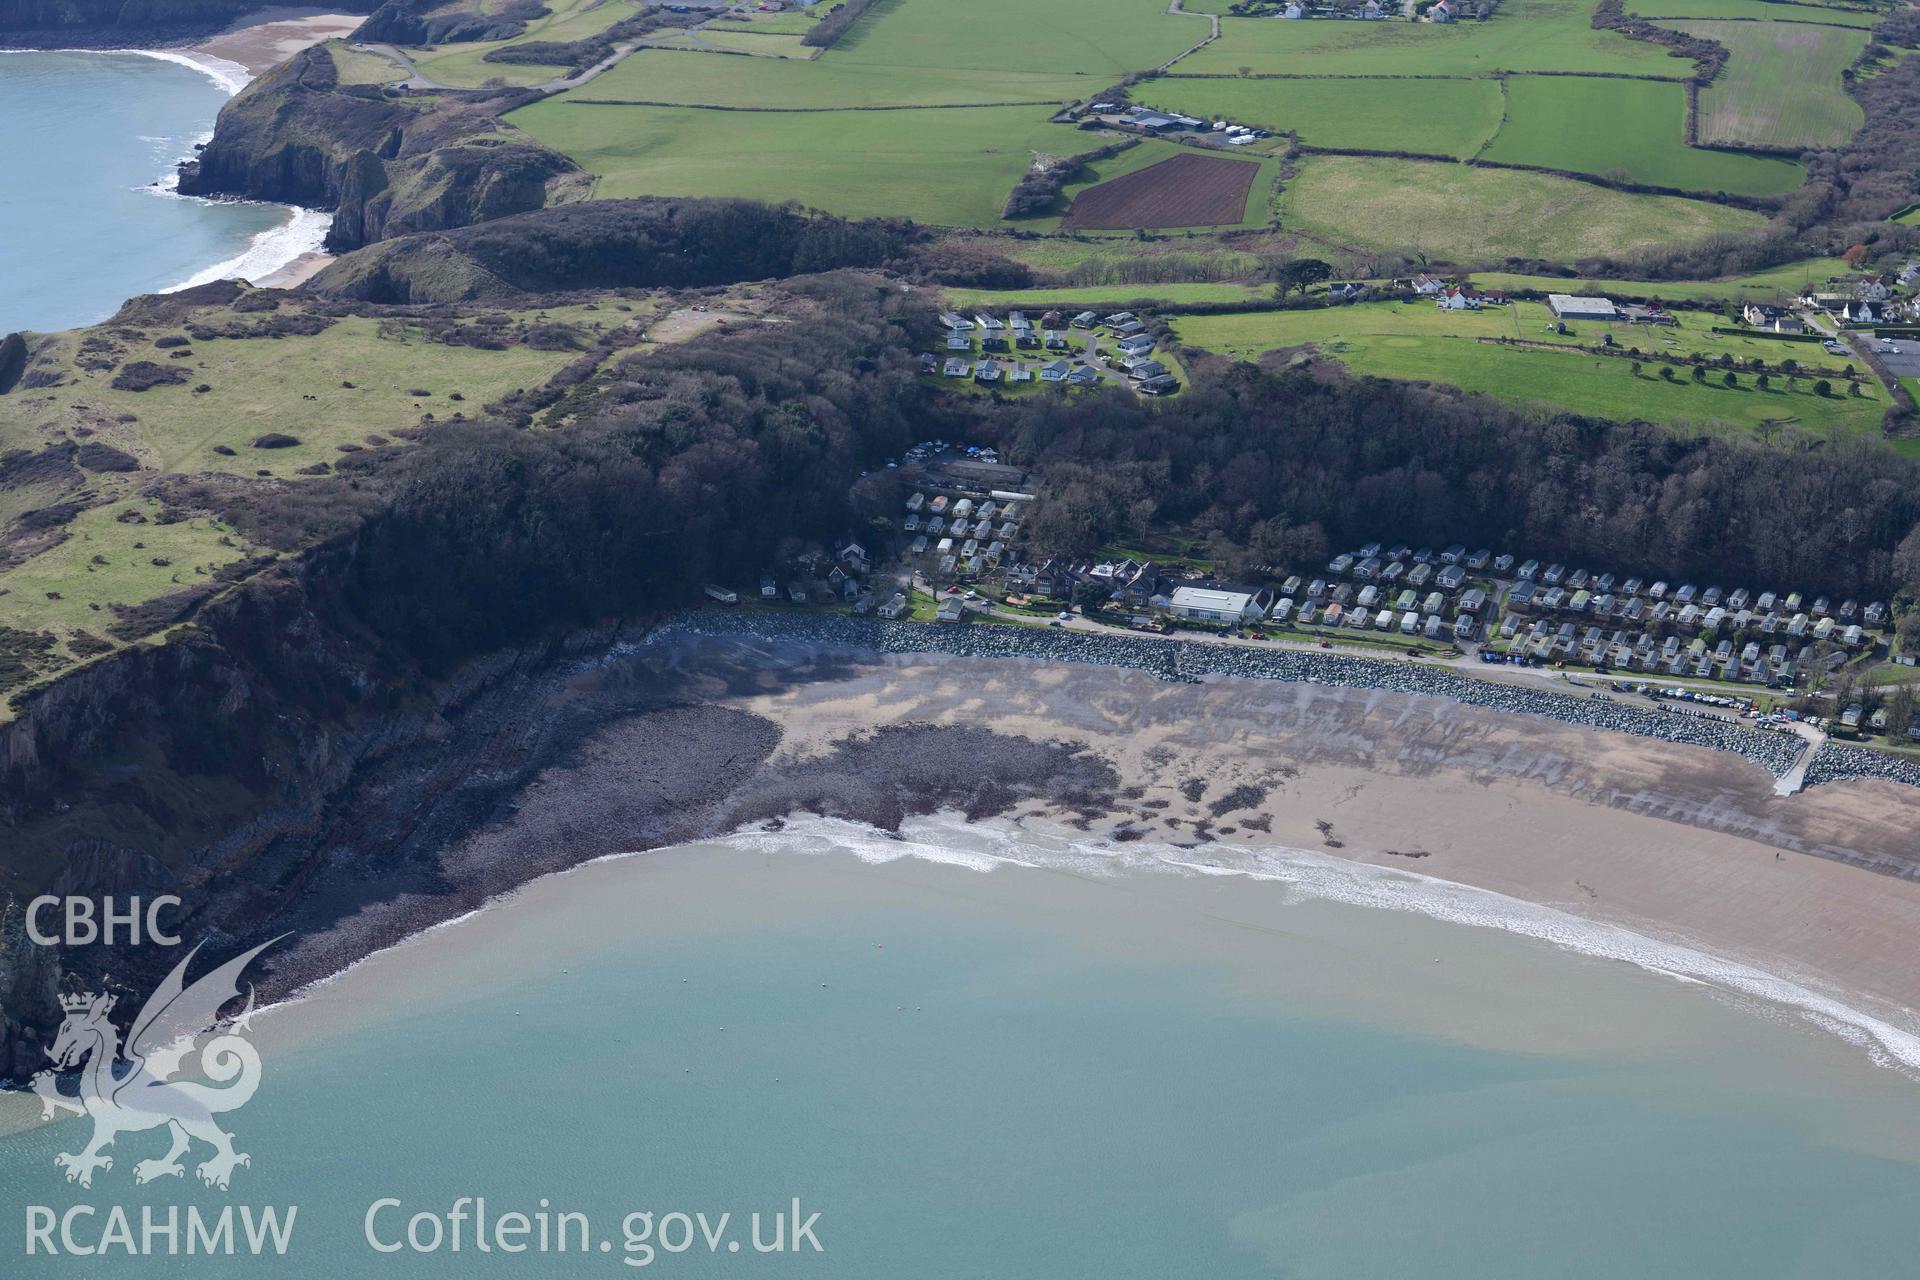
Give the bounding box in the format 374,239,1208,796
176,45,585,251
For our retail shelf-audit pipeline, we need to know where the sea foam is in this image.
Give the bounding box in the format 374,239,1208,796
0,46,328,294
725,811,1920,1078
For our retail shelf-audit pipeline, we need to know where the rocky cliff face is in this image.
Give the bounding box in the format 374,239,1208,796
176,44,582,251
0,530,676,1079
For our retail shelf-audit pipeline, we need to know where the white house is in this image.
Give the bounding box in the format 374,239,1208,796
1841,300,1880,325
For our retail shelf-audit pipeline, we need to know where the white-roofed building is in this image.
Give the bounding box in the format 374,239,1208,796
1166,585,1271,623
1547,294,1618,321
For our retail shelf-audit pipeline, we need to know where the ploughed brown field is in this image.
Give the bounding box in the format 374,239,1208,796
1059,152,1260,230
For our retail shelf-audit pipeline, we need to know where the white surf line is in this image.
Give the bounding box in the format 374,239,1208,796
739,811,1920,1080
1,46,331,291
162,206,332,292
0,46,251,92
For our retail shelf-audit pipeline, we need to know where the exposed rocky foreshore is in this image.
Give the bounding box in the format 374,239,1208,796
658,611,1813,779
8,605,1918,1084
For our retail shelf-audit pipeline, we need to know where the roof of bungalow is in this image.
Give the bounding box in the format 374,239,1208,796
1168,586,1259,614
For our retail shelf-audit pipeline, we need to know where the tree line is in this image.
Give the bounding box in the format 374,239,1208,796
1003,359,1920,603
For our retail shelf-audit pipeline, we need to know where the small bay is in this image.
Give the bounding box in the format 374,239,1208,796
0,50,316,335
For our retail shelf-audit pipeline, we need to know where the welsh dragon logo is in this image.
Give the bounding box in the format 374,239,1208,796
32,939,278,1191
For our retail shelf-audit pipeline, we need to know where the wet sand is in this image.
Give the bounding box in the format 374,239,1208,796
704,653,1920,1028
257,248,332,287
246,636,1920,1036
12,637,1920,1134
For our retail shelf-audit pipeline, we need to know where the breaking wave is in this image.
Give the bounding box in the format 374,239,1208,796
725,811,1920,1078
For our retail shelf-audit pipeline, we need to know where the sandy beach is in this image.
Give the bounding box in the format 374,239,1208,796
178,11,351,285
716,653,1920,1023
225,629,1920,1066
256,248,333,287
186,7,361,76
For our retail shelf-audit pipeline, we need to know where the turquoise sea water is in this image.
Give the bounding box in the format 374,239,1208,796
2,828,1919,1277
0,50,314,335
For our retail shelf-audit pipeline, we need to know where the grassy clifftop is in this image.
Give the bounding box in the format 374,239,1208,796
178,43,586,250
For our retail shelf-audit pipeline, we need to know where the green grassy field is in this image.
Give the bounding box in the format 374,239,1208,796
1,313,585,478
511,99,1100,225
830,0,1192,75
411,0,642,86
0,295,681,695
944,282,1273,307
1469,257,1858,302
1187,296,1869,364
1138,75,1505,159
1279,155,1766,260
1170,301,1890,435
1480,76,1805,195
1178,0,1673,77
0,499,252,644
1627,0,1883,25
695,30,817,56
507,0,1829,255
1895,205,1920,226
571,47,1085,105
706,1,827,34
328,41,407,84
1667,19,1868,149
